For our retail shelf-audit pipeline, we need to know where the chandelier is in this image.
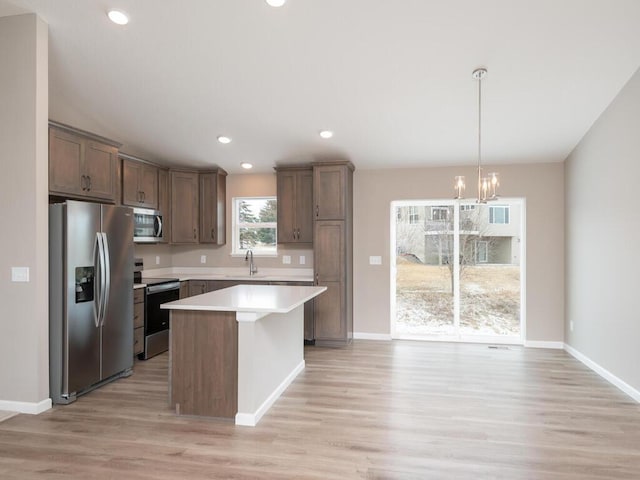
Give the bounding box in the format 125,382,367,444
454,67,499,203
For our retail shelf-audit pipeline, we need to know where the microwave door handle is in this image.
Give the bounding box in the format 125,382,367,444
155,215,162,238
100,232,111,326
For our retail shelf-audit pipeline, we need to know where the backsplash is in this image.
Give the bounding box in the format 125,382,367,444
135,243,313,270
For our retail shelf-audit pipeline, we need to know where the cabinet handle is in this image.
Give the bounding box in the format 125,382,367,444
316,205,319,217
81,175,87,191
211,228,215,240
142,191,145,202
193,228,197,239
87,176,92,191
315,273,319,286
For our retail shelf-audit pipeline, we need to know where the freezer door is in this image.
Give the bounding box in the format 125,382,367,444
65,201,102,395
100,205,134,379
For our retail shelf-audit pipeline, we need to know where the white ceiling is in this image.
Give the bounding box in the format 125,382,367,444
3,0,640,174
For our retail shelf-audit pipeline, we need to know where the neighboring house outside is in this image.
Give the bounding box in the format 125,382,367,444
396,202,521,266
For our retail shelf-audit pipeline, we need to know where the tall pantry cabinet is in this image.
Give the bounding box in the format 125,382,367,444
313,161,354,346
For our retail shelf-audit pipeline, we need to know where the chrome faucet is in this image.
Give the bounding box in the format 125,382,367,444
245,249,258,276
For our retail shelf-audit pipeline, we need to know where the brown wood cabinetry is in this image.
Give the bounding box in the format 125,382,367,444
276,166,313,243
121,156,158,209
313,161,354,346
188,280,209,297
49,122,120,202
179,281,189,299
158,168,170,243
199,170,227,245
170,170,199,244
133,288,145,356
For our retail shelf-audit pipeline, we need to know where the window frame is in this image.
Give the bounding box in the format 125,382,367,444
489,205,510,224
231,196,278,257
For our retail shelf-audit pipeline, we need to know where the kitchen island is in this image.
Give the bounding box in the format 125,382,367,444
161,284,326,426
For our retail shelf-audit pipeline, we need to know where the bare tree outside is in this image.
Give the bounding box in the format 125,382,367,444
395,202,521,338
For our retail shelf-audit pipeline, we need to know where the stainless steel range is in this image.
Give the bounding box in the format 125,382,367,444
134,260,179,360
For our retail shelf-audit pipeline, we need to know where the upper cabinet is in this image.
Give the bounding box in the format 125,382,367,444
199,170,227,245
121,155,158,209
170,170,199,244
313,162,353,220
276,166,313,244
157,168,170,243
49,122,120,203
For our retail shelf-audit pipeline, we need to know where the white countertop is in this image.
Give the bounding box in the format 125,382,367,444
161,284,326,314
140,267,314,283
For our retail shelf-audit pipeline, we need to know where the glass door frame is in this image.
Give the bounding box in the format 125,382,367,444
390,198,526,345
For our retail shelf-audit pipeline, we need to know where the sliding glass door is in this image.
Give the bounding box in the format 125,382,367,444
392,199,523,343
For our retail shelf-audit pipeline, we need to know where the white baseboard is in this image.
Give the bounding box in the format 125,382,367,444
524,340,564,349
0,398,51,415
354,332,392,341
564,343,640,403
235,360,305,427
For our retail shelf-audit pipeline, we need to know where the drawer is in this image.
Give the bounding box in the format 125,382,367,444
134,327,144,355
133,301,144,328
134,288,145,304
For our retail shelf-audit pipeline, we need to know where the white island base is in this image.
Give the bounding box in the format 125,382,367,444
162,285,326,426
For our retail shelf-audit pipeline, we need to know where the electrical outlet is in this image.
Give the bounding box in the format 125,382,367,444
570,321,574,332
155,255,160,265
299,255,306,265
200,255,207,264
369,256,382,265
11,267,29,282
282,255,291,265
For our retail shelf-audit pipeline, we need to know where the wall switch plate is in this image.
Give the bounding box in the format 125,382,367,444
200,255,207,264
570,321,574,332
299,255,306,265
369,256,382,265
11,267,29,282
282,255,291,265
155,256,160,265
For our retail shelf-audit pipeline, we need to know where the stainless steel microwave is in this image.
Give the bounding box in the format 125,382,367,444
133,207,164,243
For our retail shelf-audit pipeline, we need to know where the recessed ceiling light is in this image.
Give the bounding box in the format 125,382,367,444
266,0,286,7
217,135,232,144
240,162,253,170
319,130,334,139
107,10,129,25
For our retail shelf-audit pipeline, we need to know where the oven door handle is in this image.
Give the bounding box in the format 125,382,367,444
146,282,181,294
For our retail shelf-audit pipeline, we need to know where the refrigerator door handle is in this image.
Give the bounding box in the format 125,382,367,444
93,232,103,328
100,232,111,326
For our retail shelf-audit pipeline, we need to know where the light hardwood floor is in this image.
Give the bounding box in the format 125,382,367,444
0,341,639,479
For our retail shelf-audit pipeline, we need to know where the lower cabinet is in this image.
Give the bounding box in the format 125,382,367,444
179,281,189,299
133,288,145,356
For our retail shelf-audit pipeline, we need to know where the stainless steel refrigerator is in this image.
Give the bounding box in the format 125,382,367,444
49,200,134,404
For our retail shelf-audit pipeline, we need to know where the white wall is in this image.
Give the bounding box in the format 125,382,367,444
353,163,565,342
565,67,640,393
0,14,50,412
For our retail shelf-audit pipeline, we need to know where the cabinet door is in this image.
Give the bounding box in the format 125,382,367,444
296,170,314,242
314,164,346,220
179,281,189,299
49,127,84,196
199,172,226,245
138,164,158,209
170,171,199,243
276,171,296,243
188,280,208,297
121,159,142,206
313,281,345,341
84,141,118,201
199,173,217,244
158,169,171,242
314,221,345,282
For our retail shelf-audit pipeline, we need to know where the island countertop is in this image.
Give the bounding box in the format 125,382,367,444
161,284,326,314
